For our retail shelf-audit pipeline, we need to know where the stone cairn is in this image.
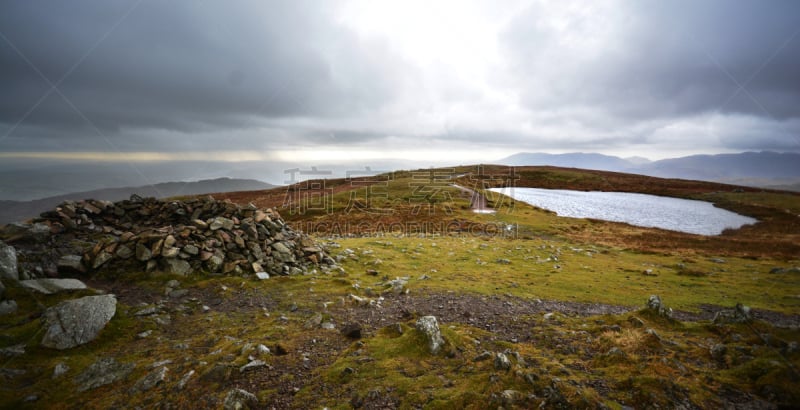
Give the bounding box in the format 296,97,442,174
26,195,332,277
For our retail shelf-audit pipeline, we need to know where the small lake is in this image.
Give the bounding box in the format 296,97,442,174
490,187,757,235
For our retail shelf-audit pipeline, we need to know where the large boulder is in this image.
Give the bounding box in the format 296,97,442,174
0,241,18,281
416,316,445,355
20,278,87,295
41,295,117,349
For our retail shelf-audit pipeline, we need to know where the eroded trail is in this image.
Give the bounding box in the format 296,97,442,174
450,184,494,213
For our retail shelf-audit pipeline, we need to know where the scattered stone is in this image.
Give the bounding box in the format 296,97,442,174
709,258,727,264
713,303,752,324
543,312,555,320
137,330,153,339
304,313,323,329
57,255,85,273
168,289,189,299
41,295,117,350
496,258,511,265
0,344,25,357
0,300,18,316
385,277,408,295
710,344,727,361
341,322,363,339
494,352,512,371
134,306,159,316
239,360,267,373
223,388,258,410
53,362,69,379
769,267,800,274
416,316,445,355
74,357,135,392
473,351,492,362
321,322,335,330
133,366,168,392
628,316,645,328
0,241,18,281
175,370,195,390
19,278,87,294
255,272,270,280
136,243,153,262
256,344,270,355
493,389,524,406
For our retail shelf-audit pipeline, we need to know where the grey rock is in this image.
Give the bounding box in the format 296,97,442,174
0,241,18,281
162,246,180,258
494,389,523,406
0,344,25,357
415,316,445,355
169,289,189,299
162,259,191,276
256,344,270,355
134,306,159,316
0,300,18,316
210,217,234,231
115,245,133,259
206,255,224,272
92,251,113,269
20,278,87,295
494,352,512,371
223,388,258,410
239,359,267,373
41,295,117,350
57,255,85,273
132,366,168,392
473,351,492,362
53,362,69,379
304,313,323,329
183,244,199,255
646,295,673,318
713,303,752,324
255,272,269,280
176,369,195,390
136,243,153,261
385,277,408,295
74,357,135,392
710,344,727,361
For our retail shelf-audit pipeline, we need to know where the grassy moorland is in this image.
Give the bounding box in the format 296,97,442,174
1,166,798,409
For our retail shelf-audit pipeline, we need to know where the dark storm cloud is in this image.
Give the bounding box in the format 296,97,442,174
0,1,406,138
0,0,798,157
502,0,800,121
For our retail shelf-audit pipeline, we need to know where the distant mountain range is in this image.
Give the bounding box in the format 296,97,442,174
498,151,800,189
0,178,274,224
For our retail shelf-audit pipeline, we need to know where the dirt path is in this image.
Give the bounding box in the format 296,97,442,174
451,184,494,213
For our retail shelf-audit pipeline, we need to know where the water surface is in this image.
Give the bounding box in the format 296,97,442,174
490,187,757,235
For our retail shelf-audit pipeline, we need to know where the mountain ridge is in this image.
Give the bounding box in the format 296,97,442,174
0,177,275,224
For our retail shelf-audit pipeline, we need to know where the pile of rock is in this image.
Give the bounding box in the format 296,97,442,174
6,195,333,278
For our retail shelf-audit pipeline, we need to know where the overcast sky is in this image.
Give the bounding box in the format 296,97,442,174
1,0,799,165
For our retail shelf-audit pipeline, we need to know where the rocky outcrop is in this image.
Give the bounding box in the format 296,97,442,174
12,195,332,278
41,295,117,349
0,240,18,281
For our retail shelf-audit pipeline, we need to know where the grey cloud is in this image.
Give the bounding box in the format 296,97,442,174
502,0,800,121
0,1,407,137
